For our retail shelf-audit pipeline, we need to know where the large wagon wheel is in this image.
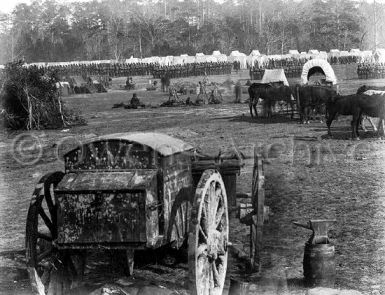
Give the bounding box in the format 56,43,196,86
188,169,229,295
250,153,265,272
26,171,85,295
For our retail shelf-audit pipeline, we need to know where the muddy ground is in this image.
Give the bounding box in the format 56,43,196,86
1,70,385,295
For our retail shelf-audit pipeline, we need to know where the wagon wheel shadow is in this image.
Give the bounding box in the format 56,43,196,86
164,187,192,264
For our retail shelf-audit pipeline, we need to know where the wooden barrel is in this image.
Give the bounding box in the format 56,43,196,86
303,241,335,287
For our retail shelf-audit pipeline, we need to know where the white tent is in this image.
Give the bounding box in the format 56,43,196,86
183,56,196,63
172,56,185,65
125,57,139,64
205,55,218,62
195,53,206,63
301,59,337,85
261,69,289,86
318,51,328,60
228,51,247,69
374,48,385,63
329,49,340,58
230,50,240,56
216,54,228,62
250,50,261,56
212,50,221,55
289,50,299,55
308,49,319,55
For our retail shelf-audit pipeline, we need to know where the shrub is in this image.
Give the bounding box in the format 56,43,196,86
0,61,85,130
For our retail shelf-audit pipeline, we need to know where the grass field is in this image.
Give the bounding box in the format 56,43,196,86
1,68,385,295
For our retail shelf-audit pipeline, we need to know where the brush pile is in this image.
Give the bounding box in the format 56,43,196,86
0,61,85,130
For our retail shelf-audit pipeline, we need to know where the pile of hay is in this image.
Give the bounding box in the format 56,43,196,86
0,61,85,130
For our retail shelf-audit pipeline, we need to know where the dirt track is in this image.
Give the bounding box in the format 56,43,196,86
1,72,385,295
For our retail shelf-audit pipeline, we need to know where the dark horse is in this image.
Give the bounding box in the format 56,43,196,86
295,85,337,124
248,83,294,118
326,93,385,139
356,85,385,132
248,83,272,117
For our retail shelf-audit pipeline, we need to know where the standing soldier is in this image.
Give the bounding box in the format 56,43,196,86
234,80,242,103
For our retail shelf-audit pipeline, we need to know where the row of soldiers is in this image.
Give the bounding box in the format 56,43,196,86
250,65,303,80
36,61,234,80
328,55,359,65
357,62,385,79
252,57,309,70
152,62,233,79
44,63,157,78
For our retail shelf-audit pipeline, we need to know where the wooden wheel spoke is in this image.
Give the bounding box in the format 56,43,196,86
209,263,214,292
44,191,56,220
213,230,226,255
37,232,53,241
37,248,53,262
179,206,185,233
214,202,225,229
211,262,220,288
39,267,53,287
209,182,216,219
38,207,53,232
199,225,208,242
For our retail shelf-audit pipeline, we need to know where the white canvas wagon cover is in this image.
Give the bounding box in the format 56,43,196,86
261,69,289,86
301,58,337,85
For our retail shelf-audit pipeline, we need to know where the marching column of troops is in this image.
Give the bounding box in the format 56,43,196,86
152,62,232,79
357,62,385,79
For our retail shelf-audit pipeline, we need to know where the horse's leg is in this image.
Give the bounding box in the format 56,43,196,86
360,116,368,132
326,111,337,137
368,117,377,132
290,100,294,119
356,114,362,139
351,112,360,140
249,98,254,117
254,99,258,118
376,118,385,137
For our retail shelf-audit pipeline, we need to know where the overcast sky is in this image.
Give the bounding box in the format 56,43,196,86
1,0,385,14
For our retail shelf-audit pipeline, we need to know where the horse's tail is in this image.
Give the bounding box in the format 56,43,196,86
248,86,256,106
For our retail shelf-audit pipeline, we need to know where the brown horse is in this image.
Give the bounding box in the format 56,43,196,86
326,93,385,139
248,83,272,117
248,83,294,118
295,85,337,124
356,85,385,132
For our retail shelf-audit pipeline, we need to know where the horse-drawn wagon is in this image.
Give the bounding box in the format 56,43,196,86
25,132,266,295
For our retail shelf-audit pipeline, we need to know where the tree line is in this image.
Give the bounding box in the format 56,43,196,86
0,0,384,64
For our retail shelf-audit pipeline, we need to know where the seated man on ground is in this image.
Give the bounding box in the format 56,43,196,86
125,93,145,109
